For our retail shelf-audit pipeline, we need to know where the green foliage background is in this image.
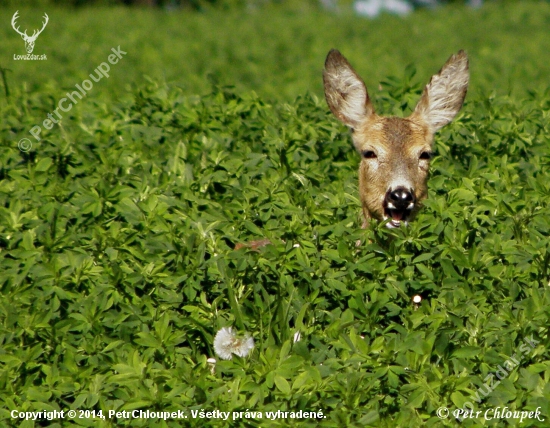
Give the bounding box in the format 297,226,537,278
1,1,549,427
2,2,550,101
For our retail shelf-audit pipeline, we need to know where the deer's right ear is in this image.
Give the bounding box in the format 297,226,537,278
411,50,469,133
323,49,374,129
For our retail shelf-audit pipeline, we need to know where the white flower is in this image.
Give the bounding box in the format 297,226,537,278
207,357,217,374
213,327,254,360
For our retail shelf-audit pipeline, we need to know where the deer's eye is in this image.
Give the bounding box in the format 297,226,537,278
419,151,432,160
362,150,377,159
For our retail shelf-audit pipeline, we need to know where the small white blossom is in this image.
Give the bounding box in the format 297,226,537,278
213,327,254,360
293,331,301,343
207,357,217,374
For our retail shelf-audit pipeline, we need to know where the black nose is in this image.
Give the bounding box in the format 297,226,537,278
386,187,415,210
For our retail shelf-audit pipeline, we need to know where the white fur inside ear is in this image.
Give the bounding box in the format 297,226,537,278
326,68,368,127
323,50,372,129
413,51,469,132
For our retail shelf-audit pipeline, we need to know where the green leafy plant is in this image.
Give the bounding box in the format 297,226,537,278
1,2,550,427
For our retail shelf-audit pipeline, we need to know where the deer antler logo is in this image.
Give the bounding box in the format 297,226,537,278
11,11,49,54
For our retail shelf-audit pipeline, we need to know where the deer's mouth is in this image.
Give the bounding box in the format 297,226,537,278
383,202,414,228
383,187,416,228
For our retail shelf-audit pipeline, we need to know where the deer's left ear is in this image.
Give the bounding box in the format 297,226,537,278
411,50,469,133
323,49,374,129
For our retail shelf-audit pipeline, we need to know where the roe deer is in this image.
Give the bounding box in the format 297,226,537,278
323,49,469,228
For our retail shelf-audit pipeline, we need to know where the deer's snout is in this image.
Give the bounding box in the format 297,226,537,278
383,187,415,227
386,187,415,210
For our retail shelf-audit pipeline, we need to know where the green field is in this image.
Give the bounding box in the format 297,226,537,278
1,1,550,427
2,2,550,101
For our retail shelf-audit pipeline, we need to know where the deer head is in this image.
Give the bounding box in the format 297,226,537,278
12,11,49,54
323,49,469,228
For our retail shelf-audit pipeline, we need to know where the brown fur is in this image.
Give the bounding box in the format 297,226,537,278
235,238,272,251
323,49,469,227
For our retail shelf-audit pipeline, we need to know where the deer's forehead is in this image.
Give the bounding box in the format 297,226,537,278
355,117,429,153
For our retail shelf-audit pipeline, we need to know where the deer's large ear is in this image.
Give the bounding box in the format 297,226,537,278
323,49,374,129
411,50,469,133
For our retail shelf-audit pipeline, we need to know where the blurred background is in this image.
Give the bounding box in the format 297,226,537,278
1,0,549,102
3,0,484,11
